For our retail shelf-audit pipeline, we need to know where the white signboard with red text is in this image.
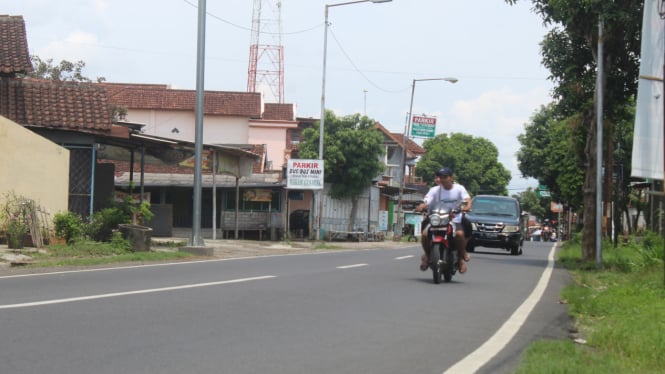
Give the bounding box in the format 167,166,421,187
287,159,324,190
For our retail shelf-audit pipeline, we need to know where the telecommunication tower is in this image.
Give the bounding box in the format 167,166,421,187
247,0,284,103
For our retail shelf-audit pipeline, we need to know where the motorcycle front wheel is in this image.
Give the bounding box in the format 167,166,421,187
430,243,442,284
442,246,455,282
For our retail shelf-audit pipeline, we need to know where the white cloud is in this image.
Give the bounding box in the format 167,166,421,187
39,32,101,63
448,86,551,191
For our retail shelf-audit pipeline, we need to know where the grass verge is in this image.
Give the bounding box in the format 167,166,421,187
514,232,665,373
22,237,195,269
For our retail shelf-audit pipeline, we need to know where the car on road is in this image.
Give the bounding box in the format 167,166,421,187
465,195,525,255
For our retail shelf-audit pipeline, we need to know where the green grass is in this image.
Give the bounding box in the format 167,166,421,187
514,233,665,373
25,237,195,268
313,242,343,250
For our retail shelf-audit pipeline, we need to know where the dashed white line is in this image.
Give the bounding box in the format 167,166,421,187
395,255,414,260
336,264,368,269
0,275,275,310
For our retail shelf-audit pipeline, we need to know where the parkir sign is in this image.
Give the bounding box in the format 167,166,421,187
287,159,324,190
411,115,437,138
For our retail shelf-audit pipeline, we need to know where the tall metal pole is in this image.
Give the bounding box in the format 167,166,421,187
397,80,417,236
191,0,206,247
315,0,392,240
596,18,604,269
314,4,331,240
396,77,457,236
660,0,665,284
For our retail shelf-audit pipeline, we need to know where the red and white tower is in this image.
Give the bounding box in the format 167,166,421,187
247,0,284,103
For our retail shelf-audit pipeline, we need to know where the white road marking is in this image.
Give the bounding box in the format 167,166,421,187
336,264,368,269
0,275,275,310
395,255,414,260
0,250,351,280
443,243,558,374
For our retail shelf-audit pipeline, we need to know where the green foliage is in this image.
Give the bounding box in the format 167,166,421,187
516,231,665,373
506,0,643,257
1,192,35,248
299,111,385,199
557,232,664,273
53,211,85,243
25,56,106,82
110,231,131,252
515,187,545,219
47,237,130,257
87,207,129,242
415,133,511,195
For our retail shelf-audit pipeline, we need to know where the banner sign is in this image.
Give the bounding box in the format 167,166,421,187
550,202,563,213
287,159,324,190
243,189,273,202
179,150,211,170
411,115,437,138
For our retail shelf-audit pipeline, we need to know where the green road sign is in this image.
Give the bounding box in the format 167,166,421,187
411,115,436,138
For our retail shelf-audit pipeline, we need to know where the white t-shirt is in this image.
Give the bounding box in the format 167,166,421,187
422,183,470,223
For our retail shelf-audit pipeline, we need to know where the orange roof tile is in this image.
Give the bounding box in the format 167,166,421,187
0,15,32,75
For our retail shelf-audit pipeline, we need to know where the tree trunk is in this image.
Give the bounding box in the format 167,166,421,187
347,196,359,232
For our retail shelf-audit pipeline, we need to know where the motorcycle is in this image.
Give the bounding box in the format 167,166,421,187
424,201,465,284
541,224,552,242
402,223,418,242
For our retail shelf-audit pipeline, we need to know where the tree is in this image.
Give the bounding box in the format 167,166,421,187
415,133,511,196
515,187,546,220
516,104,585,208
506,0,642,261
298,110,385,232
25,56,106,82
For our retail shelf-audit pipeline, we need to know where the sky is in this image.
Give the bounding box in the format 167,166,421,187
4,0,554,193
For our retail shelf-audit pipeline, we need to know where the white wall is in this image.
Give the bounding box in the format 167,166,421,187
125,109,250,144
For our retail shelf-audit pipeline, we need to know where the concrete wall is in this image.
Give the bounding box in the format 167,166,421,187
0,116,70,223
248,125,290,170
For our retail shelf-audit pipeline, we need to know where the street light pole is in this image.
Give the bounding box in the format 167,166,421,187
314,0,392,239
396,77,458,236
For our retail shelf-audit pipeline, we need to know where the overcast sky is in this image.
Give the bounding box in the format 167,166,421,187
4,0,554,193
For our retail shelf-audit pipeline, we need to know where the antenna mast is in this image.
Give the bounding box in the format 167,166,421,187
247,0,284,103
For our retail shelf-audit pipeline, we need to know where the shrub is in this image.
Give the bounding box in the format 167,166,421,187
53,211,85,243
1,191,34,248
87,207,128,242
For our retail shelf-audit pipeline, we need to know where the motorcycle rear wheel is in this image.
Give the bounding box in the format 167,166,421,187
430,243,442,284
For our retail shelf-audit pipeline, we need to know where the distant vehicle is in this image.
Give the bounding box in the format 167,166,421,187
465,195,525,255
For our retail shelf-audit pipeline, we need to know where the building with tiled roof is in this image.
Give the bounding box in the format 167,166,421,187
0,15,32,75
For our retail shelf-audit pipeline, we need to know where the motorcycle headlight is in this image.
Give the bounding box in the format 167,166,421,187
430,214,442,226
503,225,519,233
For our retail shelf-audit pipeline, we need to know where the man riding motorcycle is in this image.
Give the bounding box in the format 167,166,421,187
415,167,472,273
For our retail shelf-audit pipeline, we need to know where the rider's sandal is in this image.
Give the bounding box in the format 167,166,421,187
420,255,428,271
458,261,467,274
464,254,471,262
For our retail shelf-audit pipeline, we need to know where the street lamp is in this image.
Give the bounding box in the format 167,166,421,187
314,0,392,239
396,77,458,236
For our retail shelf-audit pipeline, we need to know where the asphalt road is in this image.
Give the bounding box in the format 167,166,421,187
0,241,569,374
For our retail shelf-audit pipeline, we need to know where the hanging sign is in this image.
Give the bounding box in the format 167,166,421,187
287,159,324,190
411,115,437,138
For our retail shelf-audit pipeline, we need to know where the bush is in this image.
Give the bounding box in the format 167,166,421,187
87,207,129,242
53,211,85,243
